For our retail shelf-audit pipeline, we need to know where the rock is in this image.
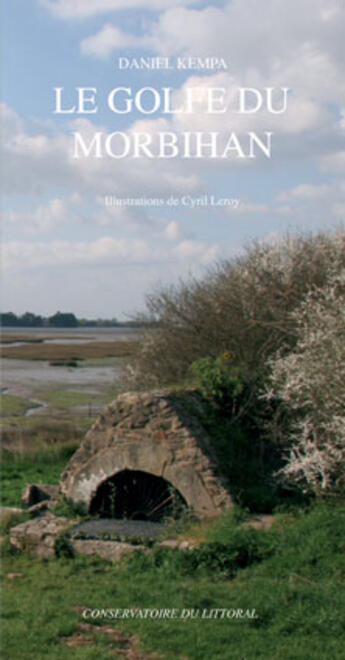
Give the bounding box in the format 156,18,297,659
71,539,145,562
178,540,190,550
10,514,74,558
158,539,180,549
21,484,60,507
179,540,197,550
158,538,200,550
242,515,276,531
28,500,57,515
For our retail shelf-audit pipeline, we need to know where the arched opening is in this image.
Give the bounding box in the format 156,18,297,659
89,469,187,522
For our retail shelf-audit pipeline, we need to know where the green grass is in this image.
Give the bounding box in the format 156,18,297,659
34,389,105,409
0,387,118,430
0,394,38,417
1,499,345,660
1,435,344,660
0,415,94,434
1,445,78,507
0,415,46,430
33,385,122,410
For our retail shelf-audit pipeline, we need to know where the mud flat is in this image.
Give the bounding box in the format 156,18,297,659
1,340,137,361
0,327,138,434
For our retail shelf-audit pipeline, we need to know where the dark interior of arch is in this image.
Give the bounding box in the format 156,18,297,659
89,469,187,521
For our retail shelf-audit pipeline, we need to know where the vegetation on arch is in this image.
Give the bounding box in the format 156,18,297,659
128,227,345,500
188,352,245,411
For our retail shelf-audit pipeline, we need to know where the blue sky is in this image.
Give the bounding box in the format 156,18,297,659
1,0,344,318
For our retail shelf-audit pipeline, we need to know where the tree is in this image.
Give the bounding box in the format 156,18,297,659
21,312,43,327
0,312,20,327
265,269,345,496
128,228,345,389
48,312,78,327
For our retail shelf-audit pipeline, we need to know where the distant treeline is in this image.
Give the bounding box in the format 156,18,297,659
0,311,141,328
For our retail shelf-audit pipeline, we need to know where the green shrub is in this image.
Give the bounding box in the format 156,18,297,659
130,527,275,579
189,353,245,413
54,532,75,559
0,511,30,557
53,495,88,519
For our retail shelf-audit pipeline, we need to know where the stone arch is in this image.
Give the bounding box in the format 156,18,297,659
89,469,187,521
60,390,233,518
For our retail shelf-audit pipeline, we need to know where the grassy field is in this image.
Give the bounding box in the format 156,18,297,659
1,445,78,507
2,491,345,660
1,429,345,660
1,342,125,451
0,381,122,454
1,333,344,659
33,389,108,409
1,394,39,417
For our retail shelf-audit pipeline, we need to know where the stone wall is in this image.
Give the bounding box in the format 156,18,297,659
60,389,233,518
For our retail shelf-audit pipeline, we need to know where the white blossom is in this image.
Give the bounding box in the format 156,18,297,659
265,268,345,494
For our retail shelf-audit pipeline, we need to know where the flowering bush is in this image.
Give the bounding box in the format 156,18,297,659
129,229,345,388
266,270,345,495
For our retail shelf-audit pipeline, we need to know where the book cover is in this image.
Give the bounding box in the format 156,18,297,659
2,2,344,659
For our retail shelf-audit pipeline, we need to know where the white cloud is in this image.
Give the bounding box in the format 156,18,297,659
78,0,344,147
81,24,137,58
320,151,345,174
0,102,25,135
0,106,202,200
173,239,219,264
6,198,74,233
340,109,345,132
164,220,181,241
2,237,150,269
2,235,219,271
277,183,334,202
168,72,327,138
275,181,345,225
40,0,196,20
235,202,269,215
80,0,345,87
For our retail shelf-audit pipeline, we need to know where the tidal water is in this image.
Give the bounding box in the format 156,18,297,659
0,327,138,397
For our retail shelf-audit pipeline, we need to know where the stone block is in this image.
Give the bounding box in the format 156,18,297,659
72,539,145,562
10,514,74,558
21,484,60,507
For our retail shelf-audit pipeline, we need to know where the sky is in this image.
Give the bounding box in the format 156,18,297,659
1,0,345,319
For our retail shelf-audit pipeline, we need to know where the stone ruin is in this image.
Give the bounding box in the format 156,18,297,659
60,389,233,520
7,390,234,561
